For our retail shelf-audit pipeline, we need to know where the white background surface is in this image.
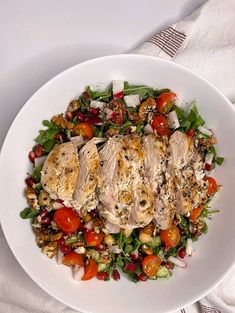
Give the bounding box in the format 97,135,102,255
0,1,206,312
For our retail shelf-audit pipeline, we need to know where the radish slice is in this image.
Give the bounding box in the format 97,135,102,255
124,95,140,107
90,100,105,109
186,238,193,257
113,80,124,97
57,249,64,265
168,256,187,268
144,124,154,133
167,111,180,129
72,265,85,281
34,156,46,167
70,135,84,147
198,126,213,137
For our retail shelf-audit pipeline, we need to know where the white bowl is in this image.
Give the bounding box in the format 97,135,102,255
0,54,235,313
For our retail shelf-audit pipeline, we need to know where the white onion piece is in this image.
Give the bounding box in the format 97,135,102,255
34,156,47,167
198,126,213,137
168,256,187,268
72,265,85,281
105,108,114,120
104,221,121,234
124,95,140,107
57,250,64,265
108,245,122,254
144,124,154,133
186,238,193,257
167,111,180,129
70,135,84,147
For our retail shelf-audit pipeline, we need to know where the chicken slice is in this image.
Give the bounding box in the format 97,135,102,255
41,142,79,201
143,134,175,230
72,138,101,213
168,131,208,215
98,135,154,229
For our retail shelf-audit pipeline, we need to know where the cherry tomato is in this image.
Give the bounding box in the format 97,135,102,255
160,224,181,248
156,92,177,114
72,123,94,140
142,255,161,278
54,207,81,234
204,176,218,196
190,205,204,222
82,259,98,280
84,229,104,246
62,251,84,267
151,115,170,136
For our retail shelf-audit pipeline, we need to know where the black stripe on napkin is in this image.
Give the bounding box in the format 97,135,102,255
147,26,186,58
199,303,221,313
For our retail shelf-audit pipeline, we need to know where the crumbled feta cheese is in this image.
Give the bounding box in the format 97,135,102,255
90,100,105,109
167,111,180,129
124,95,140,107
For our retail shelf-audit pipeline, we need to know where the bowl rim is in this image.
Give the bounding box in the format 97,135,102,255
1,53,235,313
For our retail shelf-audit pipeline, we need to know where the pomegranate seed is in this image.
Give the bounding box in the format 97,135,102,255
85,117,103,125
25,177,35,187
96,271,109,281
186,129,195,137
163,245,170,252
124,263,137,272
162,261,174,270
178,248,186,259
29,151,36,163
113,91,124,99
138,273,148,281
35,144,43,157
112,269,120,281
90,210,99,219
40,208,49,219
58,238,71,254
65,111,74,120
54,133,64,141
77,112,85,122
82,91,91,100
88,107,99,116
116,115,123,125
40,217,51,225
205,163,211,171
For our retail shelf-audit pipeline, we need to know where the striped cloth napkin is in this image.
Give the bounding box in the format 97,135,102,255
135,0,235,312
0,1,235,313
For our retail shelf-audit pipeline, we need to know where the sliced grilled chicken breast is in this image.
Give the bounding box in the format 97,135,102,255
72,138,101,213
143,134,175,230
168,131,208,214
98,135,154,229
41,142,79,201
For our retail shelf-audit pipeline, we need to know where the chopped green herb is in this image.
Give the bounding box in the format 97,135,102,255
20,207,39,219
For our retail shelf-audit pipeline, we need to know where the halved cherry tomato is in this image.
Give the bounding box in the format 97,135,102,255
151,115,170,136
72,122,93,139
62,251,84,267
142,255,161,278
160,224,181,248
84,229,104,246
82,259,98,280
54,207,81,234
156,92,177,114
204,176,218,196
190,205,204,222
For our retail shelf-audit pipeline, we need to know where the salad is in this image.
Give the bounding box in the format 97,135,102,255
21,80,223,282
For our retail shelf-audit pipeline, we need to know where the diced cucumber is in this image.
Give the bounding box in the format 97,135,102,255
89,249,100,262
147,236,161,248
157,266,171,278
98,263,109,272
